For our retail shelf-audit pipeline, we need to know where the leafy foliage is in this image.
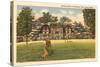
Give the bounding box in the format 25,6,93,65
38,12,58,24
60,16,72,25
82,9,95,34
17,7,32,36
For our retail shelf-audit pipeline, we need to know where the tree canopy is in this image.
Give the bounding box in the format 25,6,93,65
38,12,58,24
60,16,72,24
17,7,32,36
82,9,95,34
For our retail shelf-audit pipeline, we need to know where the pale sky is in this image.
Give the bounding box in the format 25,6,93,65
17,5,85,25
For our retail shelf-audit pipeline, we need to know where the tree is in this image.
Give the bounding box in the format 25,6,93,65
38,12,52,24
82,9,95,36
17,7,32,44
50,16,58,28
38,12,58,24
59,16,72,39
60,16,71,25
38,12,52,35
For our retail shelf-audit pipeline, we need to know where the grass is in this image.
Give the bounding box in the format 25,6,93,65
17,39,95,62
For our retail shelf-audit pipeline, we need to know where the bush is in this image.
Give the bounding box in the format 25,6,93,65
17,36,24,42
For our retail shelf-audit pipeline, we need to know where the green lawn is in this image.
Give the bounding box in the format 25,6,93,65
17,39,95,62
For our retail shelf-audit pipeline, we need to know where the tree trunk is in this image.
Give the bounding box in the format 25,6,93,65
25,34,28,45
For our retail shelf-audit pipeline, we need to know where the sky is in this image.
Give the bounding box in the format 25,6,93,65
17,5,85,25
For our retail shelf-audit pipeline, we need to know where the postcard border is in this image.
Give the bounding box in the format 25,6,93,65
11,1,97,66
